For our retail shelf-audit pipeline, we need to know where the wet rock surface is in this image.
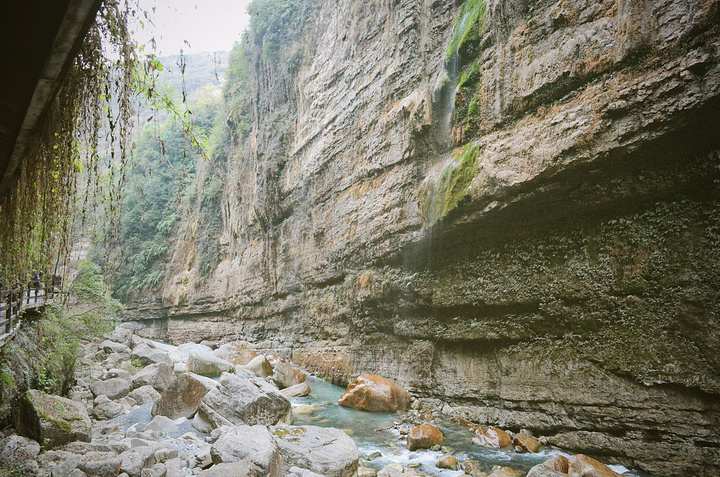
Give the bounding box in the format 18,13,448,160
338,374,411,412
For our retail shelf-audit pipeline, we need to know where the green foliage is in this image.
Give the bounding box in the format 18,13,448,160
248,0,317,63
418,143,481,226
0,463,30,477
446,0,488,62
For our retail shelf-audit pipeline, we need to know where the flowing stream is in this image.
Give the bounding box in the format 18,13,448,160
288,376,640,476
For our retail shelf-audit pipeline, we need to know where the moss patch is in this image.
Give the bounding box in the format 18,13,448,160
418,143,481,227
446,0,488,63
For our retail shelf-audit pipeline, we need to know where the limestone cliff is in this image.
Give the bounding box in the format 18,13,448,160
142,0,720,474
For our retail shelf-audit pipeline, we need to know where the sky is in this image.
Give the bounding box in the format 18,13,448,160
135,0,253,56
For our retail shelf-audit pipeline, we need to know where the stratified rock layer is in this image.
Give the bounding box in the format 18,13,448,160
128,0,720,474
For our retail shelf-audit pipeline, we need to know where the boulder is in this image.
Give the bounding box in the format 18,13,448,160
338,374,410,412
197,371,291,428
131,343,172,367
93,400,124,420
377,464,404,477
169,343,215,363
281,383,311,398
358,467,378,477
210,425,282,476
214,343,258,366
144,415,178,434
128,385,162,405
152,373,215,419
90,377,132,400
272,425,358,477
488,468,521,477
244,356,273,378
568,454,621,477
407,423,444,450
106,368,132,381
100,340,132,356
542,455,570,473
0,435,41,473
527,464,568,477
188,352,235,377
462,460,487,477
436,455,458,470
198,462,256,477
15,390,92,449
106,326,134,347
472,427,513,449
119,447,155,477
131,363,175,393
514,433,542,453
273,362,307,389
78,452,123,477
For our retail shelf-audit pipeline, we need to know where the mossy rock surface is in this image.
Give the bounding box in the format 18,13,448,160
14,389,91,449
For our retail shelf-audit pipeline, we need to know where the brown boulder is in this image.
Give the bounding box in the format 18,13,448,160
273,362,307,389
514,433,542,453
472,427,512,448
406,423,444,450
436,455,458,470
569,454,621,477
152,373,215,419
338,374,410,412
488,467,520,477
543,455,569,473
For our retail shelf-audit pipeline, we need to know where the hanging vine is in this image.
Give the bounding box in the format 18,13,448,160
0,0,197,286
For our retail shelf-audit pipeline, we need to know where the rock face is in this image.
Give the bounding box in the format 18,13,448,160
338,374,411,412
152,373,214,419
197,371,291,428
141,0,719,474
407,424,444,451
272,425,359,477
15,390,92,449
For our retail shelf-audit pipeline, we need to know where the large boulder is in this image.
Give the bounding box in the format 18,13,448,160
273,362,307,389
214,342,258,365
210,425,282,476
131,363,175,393
527,464,569,477
542,455,570,473
489,468,521,477
514,433,542,453
93,399,124,420
0,435,41,474
131,343,172,366
568,454,621,477
272,425,359,477
106,326,134,347
199,462,256,477
281,383,311,398
77,452,123,477
169,343,215,363
188,352,235,377
99,340,131,357
89,377,132,400
14,390,91,449
472,426,513,449
338,374,411,412
152,373,216,419
128,385,162,405
244,356,273,378
197,371,291,428
119,447,155,477
407,423,444,451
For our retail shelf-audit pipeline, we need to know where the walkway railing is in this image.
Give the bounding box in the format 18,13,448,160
0,275,62,347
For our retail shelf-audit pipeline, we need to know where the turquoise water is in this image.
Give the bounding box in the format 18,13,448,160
290,376,578,476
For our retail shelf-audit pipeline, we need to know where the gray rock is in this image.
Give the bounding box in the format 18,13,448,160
77,452,123,477
0,435,41,475
210,425,282,476
107,326,134,347
106,368,132,381
169,343,215,363
280,383,311,398
272,425,359,477
132,343,173,367
243,356,273,378
273,362,307,389
90,377,132,400
198,462,255,477
93,400,124,420
188,352,235,377
132,363,175,393
527,464,567,477
153,447,179,463
197,371,291,429
141,463,167,477
129,385,162,405
144,415,178,435
377,464,404,477
152,373,215,419
15,390,92,449
100,340,132,356
119,447,155,477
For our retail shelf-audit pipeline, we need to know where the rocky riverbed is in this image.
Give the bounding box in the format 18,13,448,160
1,324,645,476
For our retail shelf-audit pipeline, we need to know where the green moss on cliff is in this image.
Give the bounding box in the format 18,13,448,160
446,0,487,63
418,143,481,227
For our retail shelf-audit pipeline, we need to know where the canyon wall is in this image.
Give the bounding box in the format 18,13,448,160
126,0,720,474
